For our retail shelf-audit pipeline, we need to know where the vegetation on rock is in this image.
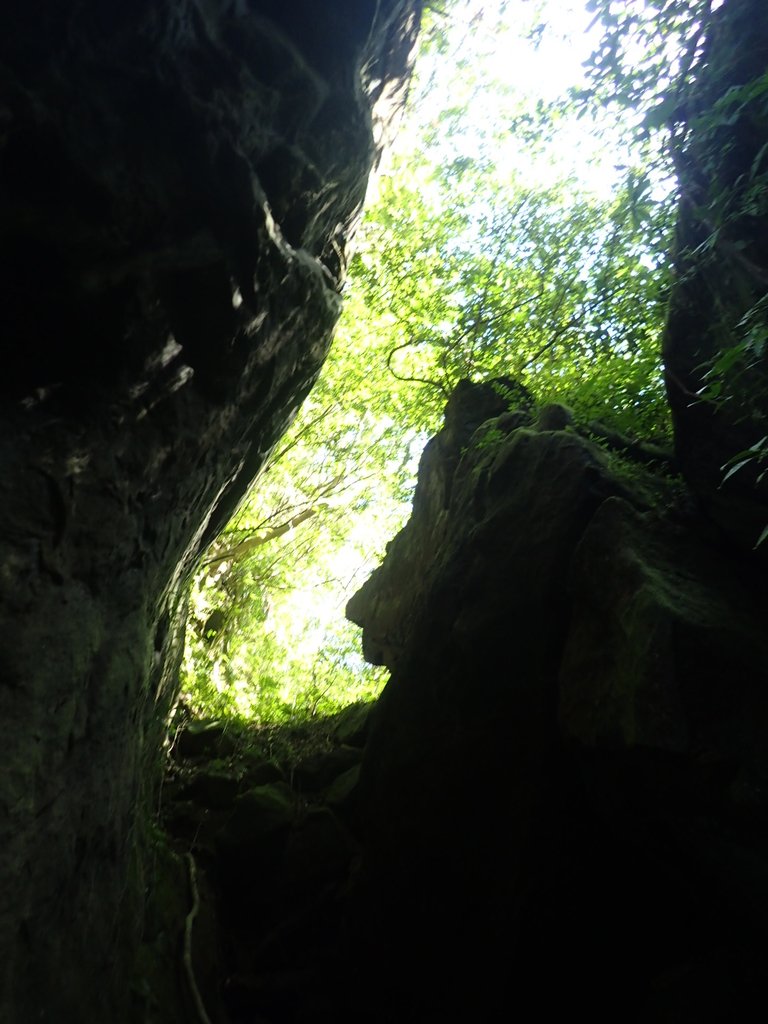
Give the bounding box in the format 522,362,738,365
181,0,738,721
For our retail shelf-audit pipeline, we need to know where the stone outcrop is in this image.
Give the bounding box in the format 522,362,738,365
3,0,767,1020
348,382,768,1020
663,0,768,547
344,8,768,1012
0,2,419,1020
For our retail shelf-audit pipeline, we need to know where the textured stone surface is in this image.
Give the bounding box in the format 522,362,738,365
348,382,768,1019
0,2,419,1020
347,377,533,669
560,495,768,756
663,0,768,547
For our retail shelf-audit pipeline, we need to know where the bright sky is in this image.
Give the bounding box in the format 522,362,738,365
387,0,620,189
453,0,598,98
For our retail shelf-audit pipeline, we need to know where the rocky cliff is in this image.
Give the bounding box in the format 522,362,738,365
0,2,419,1020
345,1,768,1015
348,380,768,1020
147,373,768,1023
3,0,767,1021
663,0,768,547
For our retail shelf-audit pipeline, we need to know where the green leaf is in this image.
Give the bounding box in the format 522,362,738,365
721,458,753,483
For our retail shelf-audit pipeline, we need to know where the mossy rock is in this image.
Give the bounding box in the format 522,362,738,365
220,782,297,846
176,719,237,758
177,769,241,809
293,746,362,792
332,702,374,747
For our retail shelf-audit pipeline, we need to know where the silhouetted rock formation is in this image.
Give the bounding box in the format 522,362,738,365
4,0,768,1021
0,2,419,1020
348,382,768,1021
345,8,768,1012
663,0,768,548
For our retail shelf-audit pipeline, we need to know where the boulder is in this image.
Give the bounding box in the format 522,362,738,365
348,380,768,1019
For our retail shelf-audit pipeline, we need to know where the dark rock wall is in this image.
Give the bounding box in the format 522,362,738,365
348,384,768,1020
346,8,768,1015
663,0,768,546
0,2,419,1020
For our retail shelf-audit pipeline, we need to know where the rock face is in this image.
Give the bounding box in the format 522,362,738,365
346,6,768,1015
348,381,768,1020
663,0,768,547
0,2,419,1020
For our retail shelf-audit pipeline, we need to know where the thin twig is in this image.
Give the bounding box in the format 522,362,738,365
386,340,450,397
184,852,213,1024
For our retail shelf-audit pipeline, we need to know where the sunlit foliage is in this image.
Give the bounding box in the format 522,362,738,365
180,0,699,721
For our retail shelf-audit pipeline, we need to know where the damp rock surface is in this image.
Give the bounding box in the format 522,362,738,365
0,2,420,1020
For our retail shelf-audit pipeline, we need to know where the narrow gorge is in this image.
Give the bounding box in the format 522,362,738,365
1,1,767,1022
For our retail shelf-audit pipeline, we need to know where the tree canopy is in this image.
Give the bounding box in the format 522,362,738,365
179,0,736,723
